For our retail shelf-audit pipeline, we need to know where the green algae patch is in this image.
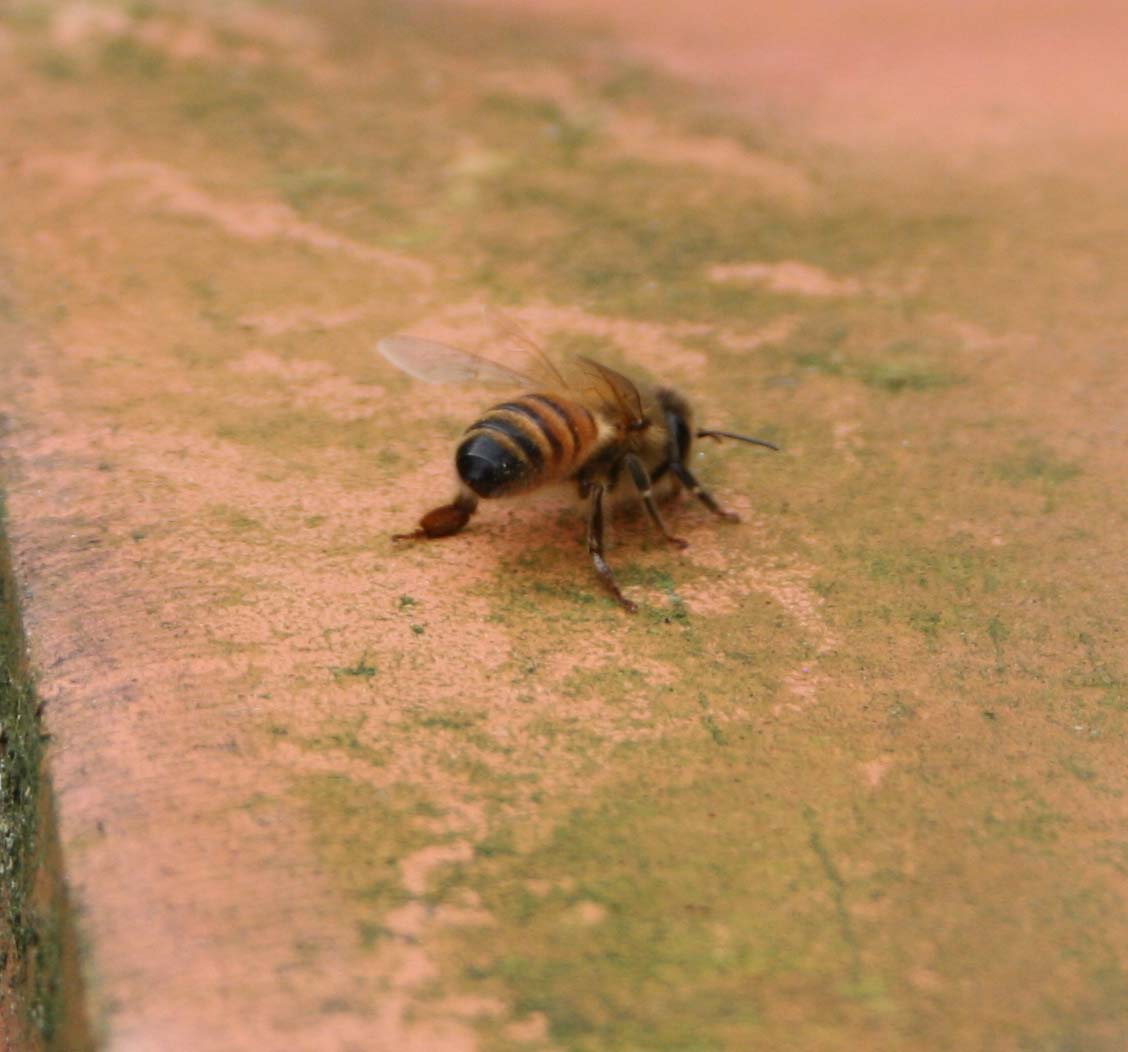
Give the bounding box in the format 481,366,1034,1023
293,772,439,935
994,440,1082,487
291,715,388,769
439,707,1128,1051
438,729,901,1050
330,657,379,681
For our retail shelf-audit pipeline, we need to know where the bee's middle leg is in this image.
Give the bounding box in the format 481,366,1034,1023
624,454,688,548
393,490,479,541
587,482,637,613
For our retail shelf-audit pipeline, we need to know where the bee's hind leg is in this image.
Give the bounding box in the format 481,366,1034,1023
393,490,479,541
587,482,637,613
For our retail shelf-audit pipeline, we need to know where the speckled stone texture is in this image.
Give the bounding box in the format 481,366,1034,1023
1,2,1126,1051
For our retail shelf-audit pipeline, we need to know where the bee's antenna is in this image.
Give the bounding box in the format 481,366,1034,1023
696,429,779,452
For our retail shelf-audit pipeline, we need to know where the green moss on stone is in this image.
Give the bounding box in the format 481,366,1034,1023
0,499,94,1050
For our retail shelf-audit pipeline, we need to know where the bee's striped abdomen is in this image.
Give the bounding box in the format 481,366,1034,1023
456,393,598,498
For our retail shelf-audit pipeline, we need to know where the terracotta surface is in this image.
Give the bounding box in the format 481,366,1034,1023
0,2,1126,1050
458,0,1128,148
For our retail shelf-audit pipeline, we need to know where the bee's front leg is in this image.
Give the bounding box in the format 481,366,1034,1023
665,410,740,522
394,490,479,541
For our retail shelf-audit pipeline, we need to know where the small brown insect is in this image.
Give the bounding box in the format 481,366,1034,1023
378,330,777,612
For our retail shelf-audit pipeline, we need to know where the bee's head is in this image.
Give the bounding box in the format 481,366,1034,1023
658,387,780,460
655,387,695,460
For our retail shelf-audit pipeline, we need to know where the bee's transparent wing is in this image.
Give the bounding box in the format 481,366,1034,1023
483,307,569,390
483,309,646,424
576,355,646,426
378,335,538,388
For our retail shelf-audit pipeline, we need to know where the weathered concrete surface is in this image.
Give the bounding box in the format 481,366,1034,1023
0,1,1126,1050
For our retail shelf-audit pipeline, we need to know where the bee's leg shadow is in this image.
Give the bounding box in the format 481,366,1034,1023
393,490,479,541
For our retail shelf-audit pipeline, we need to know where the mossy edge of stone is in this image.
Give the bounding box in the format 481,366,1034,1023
0,493,96,1051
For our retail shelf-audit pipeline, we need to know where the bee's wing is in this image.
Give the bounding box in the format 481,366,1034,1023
484,307,569,390
482,310,646,423
575,355,646,426
378,335,538,388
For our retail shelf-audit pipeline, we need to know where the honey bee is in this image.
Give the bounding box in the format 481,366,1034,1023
378,330,778,612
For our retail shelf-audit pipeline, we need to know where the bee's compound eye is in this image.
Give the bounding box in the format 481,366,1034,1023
674,414,692,459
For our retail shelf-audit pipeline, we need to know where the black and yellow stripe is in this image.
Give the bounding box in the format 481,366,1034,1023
455,393,598,498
